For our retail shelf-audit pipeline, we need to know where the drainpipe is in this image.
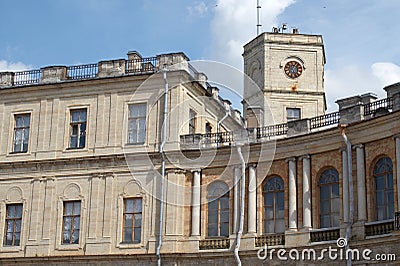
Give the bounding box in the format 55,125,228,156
234,145,246,266
157,70,169,266
341,126,354,266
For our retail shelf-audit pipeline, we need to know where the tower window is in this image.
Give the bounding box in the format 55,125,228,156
286,108,301,122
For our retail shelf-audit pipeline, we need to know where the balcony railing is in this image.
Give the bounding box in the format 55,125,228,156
310,111,340,129
126,57,157,74
199,238,230,250
255,233,285,247
365,219,394,237
364,97,393,116
310,227,340,242
14,69,41,86
2,57,158,87
68,63,98,80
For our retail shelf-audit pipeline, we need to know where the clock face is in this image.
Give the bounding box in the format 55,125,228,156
284,61,303,79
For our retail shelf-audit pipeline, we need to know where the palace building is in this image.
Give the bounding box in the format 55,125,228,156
0,31,399,265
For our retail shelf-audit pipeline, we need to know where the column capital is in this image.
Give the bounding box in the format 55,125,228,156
286,157,297,163
300,154,310,160
166,168,187,175
190,169,202,174
248,163,257,169
354,144,364,150
393,134,400,140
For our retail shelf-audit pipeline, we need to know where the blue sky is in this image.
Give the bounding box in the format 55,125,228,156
1,0,399,111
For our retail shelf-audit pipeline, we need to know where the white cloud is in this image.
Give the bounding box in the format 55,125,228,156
324,62,400,111
0,60,31,71
371,62,400,87
187,1,208,17
209,0,296,68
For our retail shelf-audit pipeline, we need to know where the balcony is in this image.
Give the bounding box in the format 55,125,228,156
310,227,340,242
199,238,230,250
255,233,285,247
365,219,395,237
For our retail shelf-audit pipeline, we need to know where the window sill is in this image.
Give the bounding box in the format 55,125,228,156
0,246,22,252
56,243,81,251
125,142,145,146
117,242,144,249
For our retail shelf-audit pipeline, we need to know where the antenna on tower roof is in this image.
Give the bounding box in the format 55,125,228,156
257,0,262,35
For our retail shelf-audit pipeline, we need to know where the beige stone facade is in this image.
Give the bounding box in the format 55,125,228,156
0,34,399,265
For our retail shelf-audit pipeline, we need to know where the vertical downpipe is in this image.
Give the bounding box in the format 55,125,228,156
157,70,169,266
234,146,246,266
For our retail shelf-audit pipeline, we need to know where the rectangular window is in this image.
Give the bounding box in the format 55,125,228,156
4,204,23,246
205,122,212,135
69,109,87,149
128,104,146,144
62,201,81,244
286,108,301,122
123,198,142,243
189,109,197,135
13,114,30,153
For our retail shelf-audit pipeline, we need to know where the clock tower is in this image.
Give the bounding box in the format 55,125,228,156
243,30,326,126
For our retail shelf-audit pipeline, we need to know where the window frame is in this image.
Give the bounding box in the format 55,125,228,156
127,103,147,144
207,181,230,238
262,176,285,234
12,114,31,153
373,157,394,221
319,168,340,228
61,200,81,245
189,109,197,135
122,198,143,244
68,109,87,149
286,107,301,122
3,204,23,247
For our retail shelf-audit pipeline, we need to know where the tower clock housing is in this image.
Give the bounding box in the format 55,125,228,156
243,31,326,126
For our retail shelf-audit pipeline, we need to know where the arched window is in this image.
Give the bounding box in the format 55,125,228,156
374,157,394,220
207,181,229,237
319,168,340,228
263,176,284,233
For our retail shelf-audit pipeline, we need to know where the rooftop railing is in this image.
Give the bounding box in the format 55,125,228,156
3,57,159,87
67,63,98,80
14,69,41,86
310,111,340,129
364,97,393,116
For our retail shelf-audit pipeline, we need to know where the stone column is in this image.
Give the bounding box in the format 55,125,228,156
302,155,312,229
395,136,400,210
248,164,257,234
287,158,297,230
355,144,367,221
191,170,201,236
341,148,349,224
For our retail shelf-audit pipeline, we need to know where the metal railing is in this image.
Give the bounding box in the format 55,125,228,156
67,63,98,80
310,111,340,129
13,69,41,86
364,97,393,116
365,219,394,236
199,238,230,250
255,233,285,247
256,123,288,138
126,57,157,74
2,57,159,87
310,227,340,242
